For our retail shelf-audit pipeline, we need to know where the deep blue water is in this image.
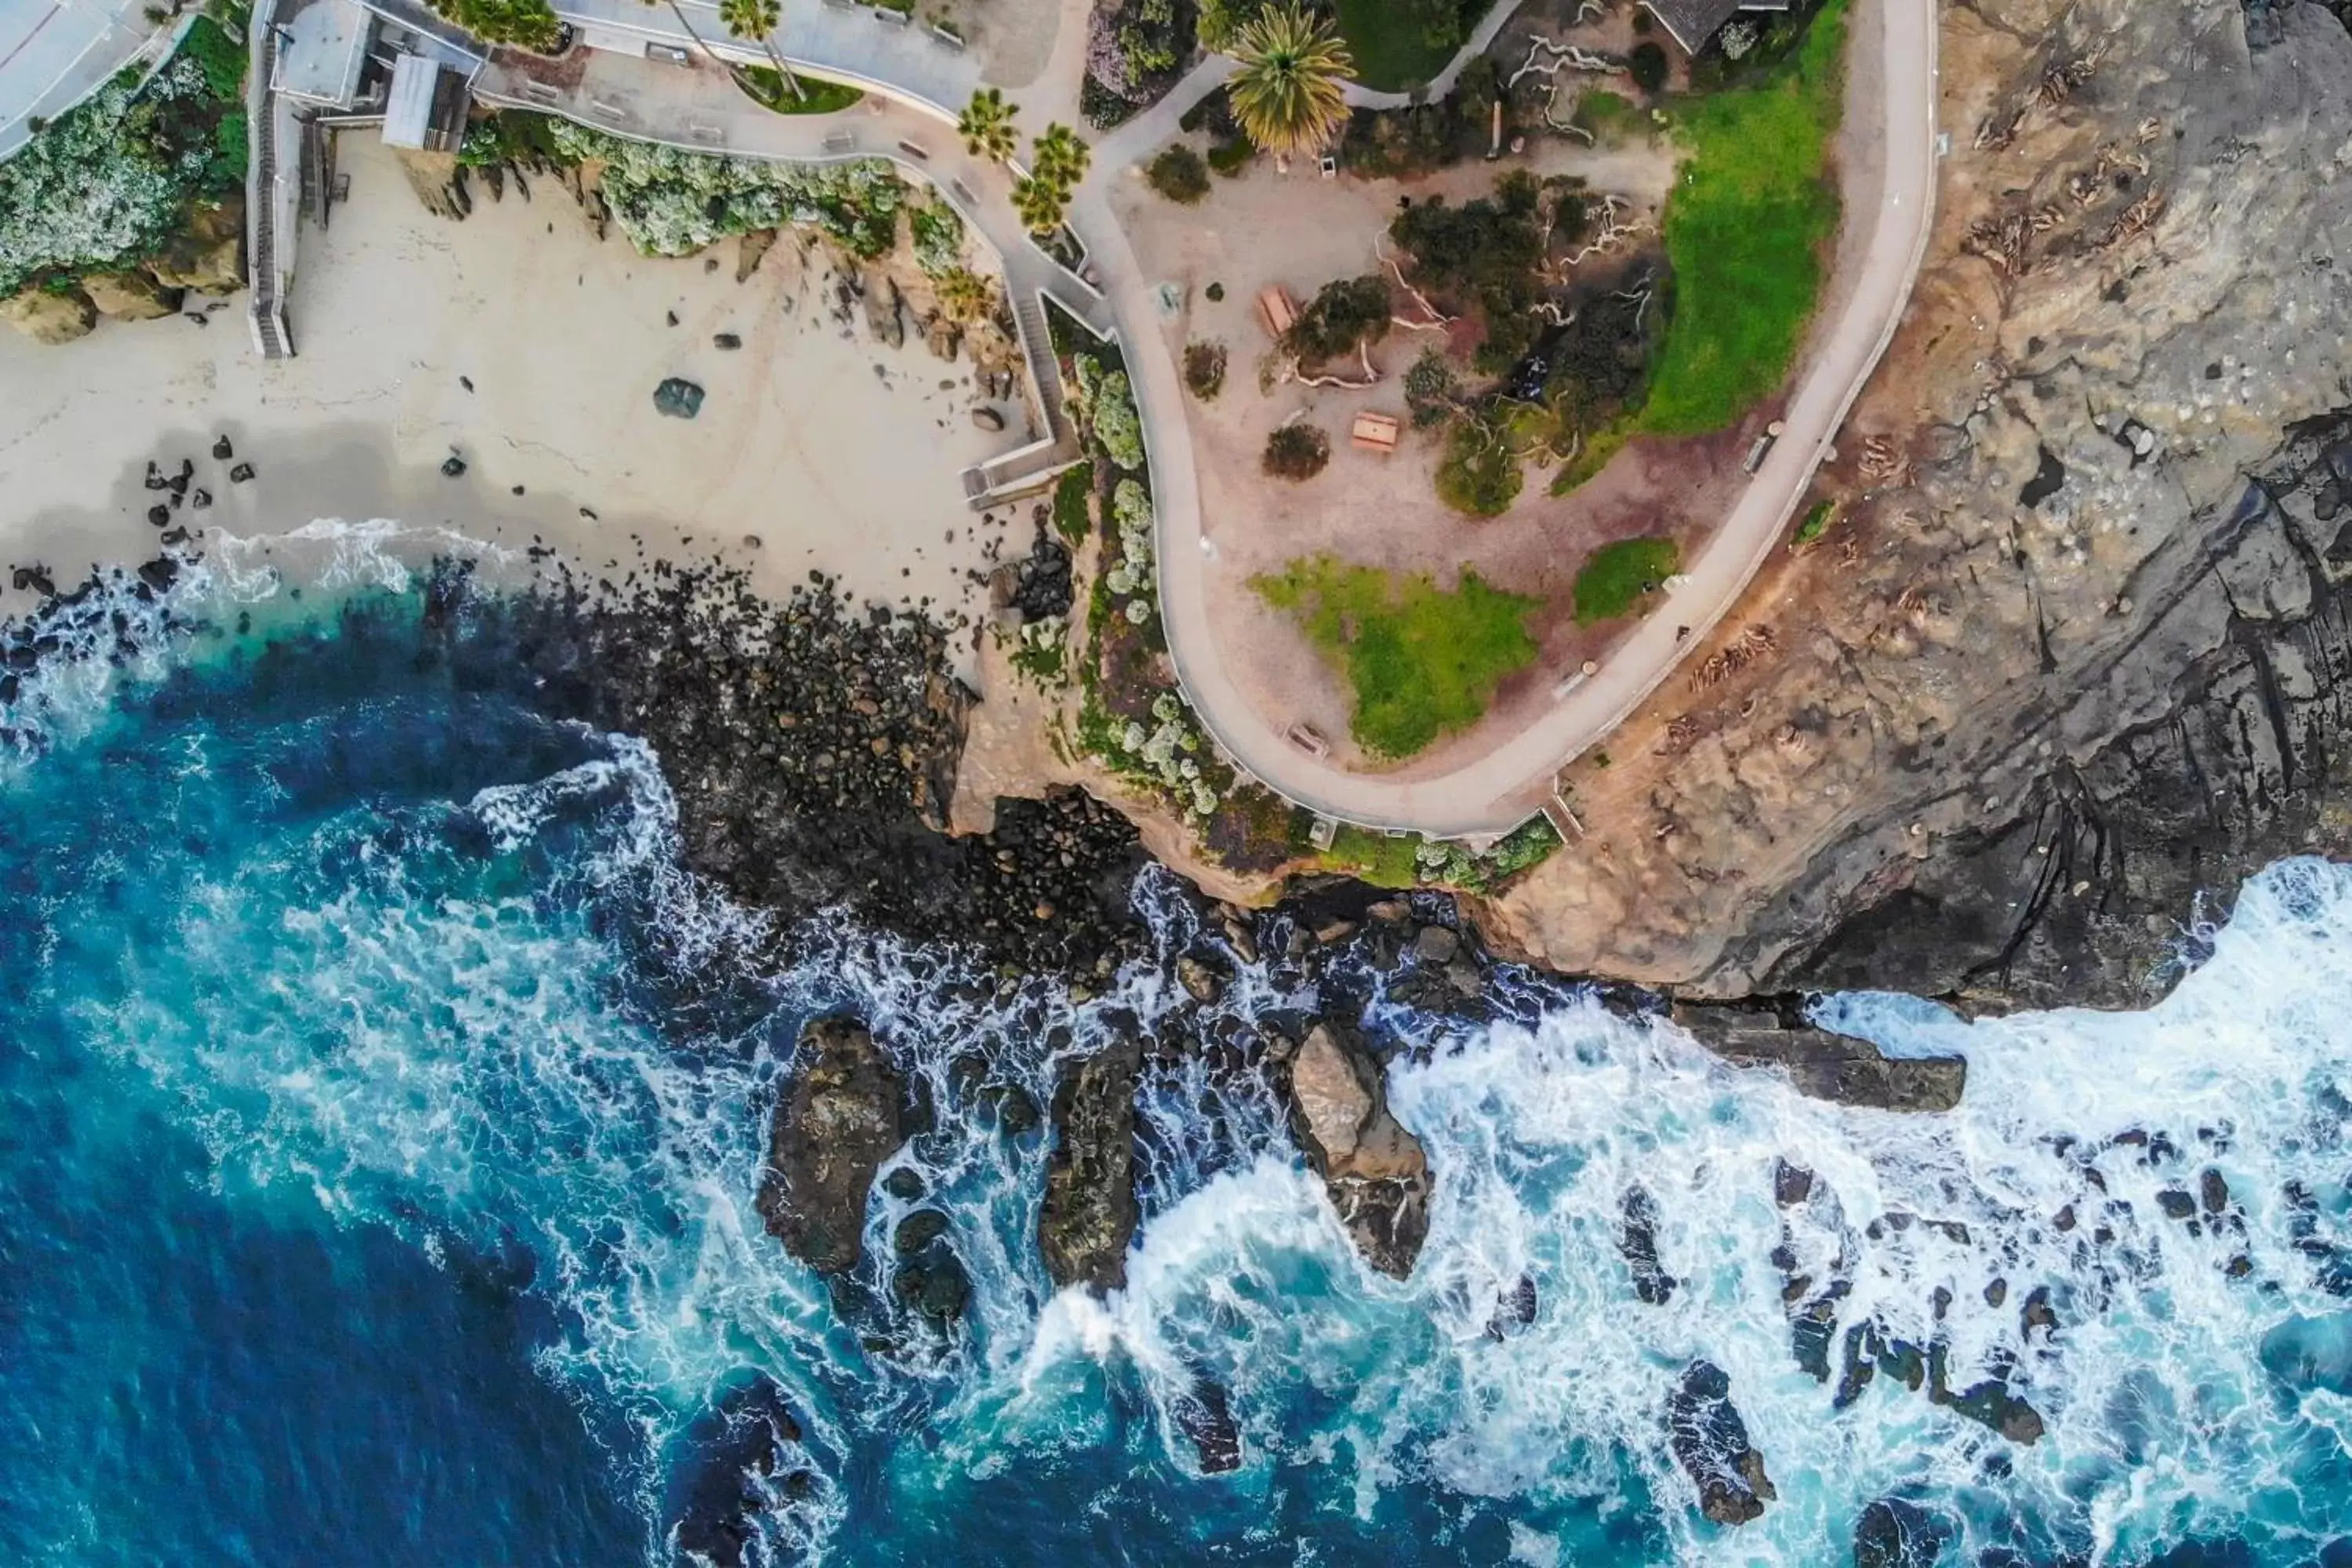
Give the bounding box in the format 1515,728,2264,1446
9,568,2352,1566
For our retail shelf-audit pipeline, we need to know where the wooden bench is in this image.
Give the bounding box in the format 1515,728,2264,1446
1349,411,1399,453
1257,285,1296,340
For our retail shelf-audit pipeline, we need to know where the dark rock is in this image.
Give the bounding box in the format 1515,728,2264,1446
754,1016,904,1274
1279,1021,1431,1278
1171,1370,1242,1473
1619,1184,1675,1305
654,377,706,419
713,332,743,350
1484,1273,1538,1339
2018,444,2067,507
146,504,169,528
1175,953,1224,1005
2156,1189,2198,1220
1039,1034,1142,1292
227,461,254,483
2200,1167,2230,1214
1773,1159,1815,1207
891,1248,970,1322
670,1377,804,1568
882,1167,925,1200
1672,1003,1964,1111
893,1208,950,1256
190,488,211,510
2021,1285,2060,1338
1411,924,1460,964
1928,1342,2045,1444
210,435,232,460
441,454,467,478
1668,1361,1776,1526
971,405,1007,434
1853,1497,1951,1568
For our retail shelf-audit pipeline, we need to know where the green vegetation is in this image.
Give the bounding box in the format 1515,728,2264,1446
431,0,561,52
1332,0,1476,92
0,18,246,297
1639,0,1846,434
1145,143,1211,203
908,197,964,276
1012,122,1089,235
958,86,1020,162
1573,536,1679,625
1283,273,1390,365
1628,41,1669,94
1254,556,1540,757
1183,339,1228,400
1793,496,1835,546
1436,416,1521,517
1207,135,1256,175
458,110,579,168
1261,423,1331,480
1573,89,1642,140
1051,461,1094,545
1323,826,1425,887
738,66,863,115
546,122,907,256
1388,169,1565,373
1225,2,1356,157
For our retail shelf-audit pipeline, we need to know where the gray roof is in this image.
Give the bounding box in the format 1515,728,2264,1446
1639,0,1791,53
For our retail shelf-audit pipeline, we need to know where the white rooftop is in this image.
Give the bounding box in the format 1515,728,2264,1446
274,0,372,107
379,47,434,147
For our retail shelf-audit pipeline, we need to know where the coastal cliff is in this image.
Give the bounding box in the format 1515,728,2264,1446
1484,0,2352,1011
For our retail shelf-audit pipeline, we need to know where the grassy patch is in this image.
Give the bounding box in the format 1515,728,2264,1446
1575,88,1643,140
1321,826,1426,887
1793,496,1835,546
1548,416,1634,496
738,66,864,115
1051,460,1094,546
1639,0,1846,436
1334,0,1478,92
1573,536,1679,625
1254,555,1540,757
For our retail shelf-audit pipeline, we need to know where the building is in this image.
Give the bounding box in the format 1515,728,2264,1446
1638,0,1791,55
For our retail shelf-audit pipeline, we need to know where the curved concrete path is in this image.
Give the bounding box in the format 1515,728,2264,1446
488,0,1936,840
1083,0,1941,838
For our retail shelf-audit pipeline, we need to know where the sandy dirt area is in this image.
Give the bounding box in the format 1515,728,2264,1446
0,135,1034,676
1113,133,1773,782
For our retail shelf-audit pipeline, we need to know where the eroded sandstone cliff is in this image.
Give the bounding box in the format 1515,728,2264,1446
1486,0,2352,1011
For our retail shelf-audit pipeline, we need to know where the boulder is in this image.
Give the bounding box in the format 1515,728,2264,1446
1619,1184,1675,1305
148,196,245,292
1039,1033,1142,1292
754,1015,905,1273
83,270,183,320
670,1377,804,1568
1672,1004,1965,1112
1171,1370,1242,1473
1283,1022,1430,1278
970,405,1006,434
0,285,96,344
654,377,706,419
1668,1360,1777,1526
1175,953,1224,1004
1853,1497,1951,1568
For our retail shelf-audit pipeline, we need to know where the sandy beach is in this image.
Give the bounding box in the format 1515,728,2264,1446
0,136,1036,675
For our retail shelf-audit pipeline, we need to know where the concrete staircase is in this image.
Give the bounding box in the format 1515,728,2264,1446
246,23,292,359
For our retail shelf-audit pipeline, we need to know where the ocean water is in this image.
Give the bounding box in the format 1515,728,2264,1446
7,547,2352,1566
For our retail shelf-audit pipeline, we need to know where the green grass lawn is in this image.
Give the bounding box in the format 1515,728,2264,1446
739,66,865,115
1639,0,1847,436
1254,555,1540,757
1573,536,1679,625
1334,0,1473,93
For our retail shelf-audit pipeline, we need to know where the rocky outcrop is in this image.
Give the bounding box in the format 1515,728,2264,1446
670,1377,814,1568
1668,1360,1776,1526
82,270,184,321
148,195,243,292
1853,1498,1951,1568
1485,0,2352,1014
0,285,96,343
1281,1021,1431,1279
1671,1004,1966,1112
755,1016,905,1274
1039,1033,1142,1292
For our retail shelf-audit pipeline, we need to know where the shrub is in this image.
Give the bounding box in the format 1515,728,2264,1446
1262,423,1331,481
1146,143,1211,204
1184,339,1228,400
1284,274,1391,365
1051,460,1095,545
1629,42,1669,93
546,123,907,258
1205,281,1226,302
1207,136,1255,176
432,0,562,52
1092,370,1146,469
1403,347,1459,428
1435,418,1521,517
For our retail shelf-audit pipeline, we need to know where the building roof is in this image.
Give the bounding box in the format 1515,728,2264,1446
274,0,372,107
1639,0,1788,53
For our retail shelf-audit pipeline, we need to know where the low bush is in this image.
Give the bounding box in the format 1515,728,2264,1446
1146,143,1211,204
1283,274,1391,365
1052,460,1095,545
1435,419,1521,517
1207,136,1255,176
1262,423,1331,481
1183,340,1228,400
1629,42,1669,94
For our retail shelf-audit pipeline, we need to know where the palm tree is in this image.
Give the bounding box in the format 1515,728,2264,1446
958,86,1019,162
1030,122,1091,192
720,0,805,102
935,267,996,324
1225,2,1355,158
1011,175,1066,237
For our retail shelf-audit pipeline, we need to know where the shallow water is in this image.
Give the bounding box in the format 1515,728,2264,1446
6,555,2352,1566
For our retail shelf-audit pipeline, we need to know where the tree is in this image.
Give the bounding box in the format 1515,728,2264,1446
1012,175,1067,235
437,0,562,52
1628,41,1668,94
1262,422,1331,480
1031,122,1091,191
934,266,996,324
1224,2,1355,159
958,85,1019,163
720,0,804,101
1283,274,1390,364
1145,143,1210,203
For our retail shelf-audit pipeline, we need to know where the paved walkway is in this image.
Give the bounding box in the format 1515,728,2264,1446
481,0,1936,841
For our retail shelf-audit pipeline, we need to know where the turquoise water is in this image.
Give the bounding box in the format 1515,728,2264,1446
8,560,2352,1566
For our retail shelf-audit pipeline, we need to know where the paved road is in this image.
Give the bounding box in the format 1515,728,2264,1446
0,0,170,162
1098,0,1941,838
